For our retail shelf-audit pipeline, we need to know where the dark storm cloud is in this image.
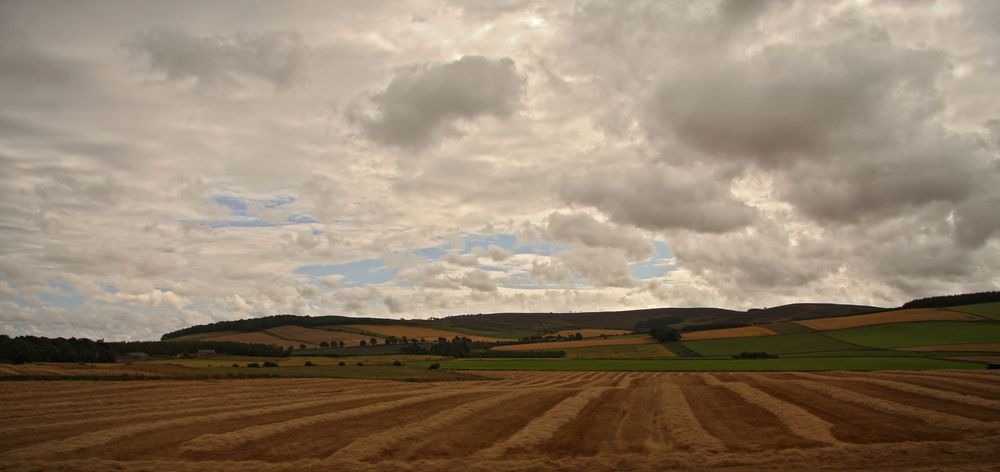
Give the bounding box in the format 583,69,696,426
124,28,309,92
351,55,523,150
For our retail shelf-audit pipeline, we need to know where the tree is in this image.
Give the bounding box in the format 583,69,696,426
319,341,330,348
650,326,680,343
369,337,378,347
360,340,367,347
299,343,306,350
338,340,345,348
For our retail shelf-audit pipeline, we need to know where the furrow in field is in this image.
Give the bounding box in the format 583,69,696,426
474,387,610,459
868,372,1000,398
0,400,285,451
88,391,430,461
0,384,358,423
612,376,671,454
177,389,485,455
738,373,963,443
382,387,576,461
790,379,998,432
886,370,1000,387
802,373,1000,410
794,373,1000,421
534,386,635,456
327,391,525,462
679,374,825,451
0,388,427,460
704,374,839,445
207,391,497,462
657,377,725,452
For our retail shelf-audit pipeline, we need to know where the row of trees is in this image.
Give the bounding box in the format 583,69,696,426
160,314,407,340
108,340,285,357
902,291,1000,309
400,337,476,357
0,335,115,364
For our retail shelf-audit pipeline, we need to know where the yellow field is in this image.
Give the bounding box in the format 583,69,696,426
2,371,999,471
266,325,375,347
795,308,981,331
346,324,507,343
561,343,675,359
681,326,777,341
553,329,632,338
494,335,656,351
202,331,300,347
902,343,1000,352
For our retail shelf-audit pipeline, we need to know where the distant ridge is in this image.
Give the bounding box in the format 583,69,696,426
161,303,885,340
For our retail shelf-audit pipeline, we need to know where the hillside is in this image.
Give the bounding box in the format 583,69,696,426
161,303,884,342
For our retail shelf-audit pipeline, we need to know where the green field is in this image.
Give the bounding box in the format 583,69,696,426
823,321,1000,348
682,332,868,357
950,302,1000,320
766,322,817,335
421,357,980,372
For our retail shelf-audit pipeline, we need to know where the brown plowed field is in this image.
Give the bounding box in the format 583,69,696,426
795,308,980,330
2,371,999,471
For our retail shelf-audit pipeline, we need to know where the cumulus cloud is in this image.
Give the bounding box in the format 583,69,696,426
351,55,523,150
1,1,999,340
445,251,479,267
384,294,407,313
543,211,652,261
559,161,755,233
461,269,498,292
124,28,309,92
648,35,945,167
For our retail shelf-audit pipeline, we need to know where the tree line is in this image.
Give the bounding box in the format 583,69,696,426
901,291,1000,309
160,314,411,340
0,335,286,363
1,335,115,364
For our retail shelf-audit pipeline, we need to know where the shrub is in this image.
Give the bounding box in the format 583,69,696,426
356,361,364,366
263,361,279,367
732,351,777,359
392,360,403,366
428,362,440,370
304,361,315,367
231,363,239,367
337,361,346,366
247,362,260,368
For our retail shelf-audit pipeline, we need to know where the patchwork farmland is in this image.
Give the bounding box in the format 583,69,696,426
1,371,999,471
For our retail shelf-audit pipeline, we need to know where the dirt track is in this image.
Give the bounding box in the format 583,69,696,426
1,371,999,471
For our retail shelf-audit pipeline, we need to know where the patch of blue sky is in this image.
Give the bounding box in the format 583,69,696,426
195,212,316,229
629,241,676,280
462,233,565,256
40,282,85,307
295,258,399,287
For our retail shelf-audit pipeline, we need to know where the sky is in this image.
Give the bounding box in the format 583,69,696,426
1,0,999,340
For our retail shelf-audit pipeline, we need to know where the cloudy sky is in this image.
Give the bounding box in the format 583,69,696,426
1,0,999,340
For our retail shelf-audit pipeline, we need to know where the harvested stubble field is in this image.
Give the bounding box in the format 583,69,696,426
1,371,999,471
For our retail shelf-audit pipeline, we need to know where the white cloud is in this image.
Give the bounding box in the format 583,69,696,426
350,55,523,150
0,1,998,340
